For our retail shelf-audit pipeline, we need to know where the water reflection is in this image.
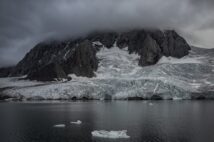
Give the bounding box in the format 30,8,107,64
0,101,214,142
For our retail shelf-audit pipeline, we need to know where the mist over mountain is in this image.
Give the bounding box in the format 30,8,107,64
1,29,190,80
0,0,214,67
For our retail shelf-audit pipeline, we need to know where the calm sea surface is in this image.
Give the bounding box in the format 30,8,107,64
0,101,214,142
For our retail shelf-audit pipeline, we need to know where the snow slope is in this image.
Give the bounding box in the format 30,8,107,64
0,45,214,100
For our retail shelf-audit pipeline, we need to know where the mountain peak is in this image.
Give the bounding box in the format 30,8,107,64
2,29,191,81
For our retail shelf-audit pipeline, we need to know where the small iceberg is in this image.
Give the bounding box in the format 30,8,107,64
91,130,130,139
53,124,65,128
172,97,183,100
149,102,154,106
70,120,82,125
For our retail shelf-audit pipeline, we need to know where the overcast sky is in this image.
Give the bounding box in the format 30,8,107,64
0,0,214,67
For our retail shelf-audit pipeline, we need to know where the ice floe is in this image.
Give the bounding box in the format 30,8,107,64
172,97,183,100
149,103,154,106
53,124,65,128
70,120,82,125
91,130,130,139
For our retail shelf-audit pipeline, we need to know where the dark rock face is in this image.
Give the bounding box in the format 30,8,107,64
117,30,148,53
128,96,145,100
63,40,98,77
151,95,163,100
11,39,98,81
9,29,190,81
117,29,190,66
0,94,11,101
87,32,118,48
11,41,68,76
191,93,206,100
139,35,162,66
162,30,191,58
27,63,67,81
0,67,14,78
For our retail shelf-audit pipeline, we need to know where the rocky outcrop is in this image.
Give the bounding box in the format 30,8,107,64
87,32,118,48
161,30,191,58
10,39,98,81
117,30,148,53
7,29,190,81
11,41,68,76
139,35,162,66
0,67,14,78
116,29,190,65
27,63,68,81
63,40,98,77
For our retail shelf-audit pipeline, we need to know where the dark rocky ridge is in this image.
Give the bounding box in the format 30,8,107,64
0,67,14,78
1,29,191,81
27,63,68,81
62,40,98,77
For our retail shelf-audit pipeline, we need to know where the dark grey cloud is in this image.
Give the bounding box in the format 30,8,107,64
189,0,214,7
0,0,214,67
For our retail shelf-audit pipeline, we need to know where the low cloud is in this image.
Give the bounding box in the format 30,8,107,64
0,0,214,67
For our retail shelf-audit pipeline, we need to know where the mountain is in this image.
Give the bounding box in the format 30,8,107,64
3,29,190,81
1,29,213,101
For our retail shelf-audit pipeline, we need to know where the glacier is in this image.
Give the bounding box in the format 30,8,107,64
91,130,130,139
0,44,214,100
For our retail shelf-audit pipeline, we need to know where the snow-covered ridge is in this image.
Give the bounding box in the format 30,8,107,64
0,45,214,100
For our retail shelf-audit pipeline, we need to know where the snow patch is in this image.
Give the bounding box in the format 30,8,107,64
70,120,82,125
63,50,70,60
91,130,130,139
92,41,103,46
153,83,159,94
158,56,202,64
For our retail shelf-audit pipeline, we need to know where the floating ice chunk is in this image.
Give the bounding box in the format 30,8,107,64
53,124,65,128
149,103,154,106
172,97,183,100
91,130,130,139
71,120,82,125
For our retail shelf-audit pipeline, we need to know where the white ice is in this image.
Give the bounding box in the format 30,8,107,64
149,103,154,106
158,56,202,64
53,124,65,128
70,120,82,125
91,130,130,139
172,97,183,100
